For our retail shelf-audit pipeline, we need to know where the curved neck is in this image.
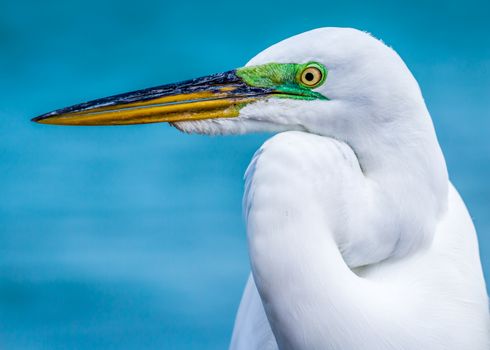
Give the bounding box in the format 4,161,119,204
244,124,449,348
244,132,393,349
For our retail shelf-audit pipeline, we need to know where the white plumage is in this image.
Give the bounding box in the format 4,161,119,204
231,132,488,349
207,28,489,349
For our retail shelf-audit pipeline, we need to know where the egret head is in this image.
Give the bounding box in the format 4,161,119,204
33,28,427,150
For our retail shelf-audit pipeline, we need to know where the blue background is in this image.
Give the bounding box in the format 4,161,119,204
1,0,489,348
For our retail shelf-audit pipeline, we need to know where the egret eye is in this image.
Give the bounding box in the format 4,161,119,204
298,64,325,88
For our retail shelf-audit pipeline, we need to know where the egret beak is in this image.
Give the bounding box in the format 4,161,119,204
32,70,272,126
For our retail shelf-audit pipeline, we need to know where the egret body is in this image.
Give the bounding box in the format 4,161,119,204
33,28,489,350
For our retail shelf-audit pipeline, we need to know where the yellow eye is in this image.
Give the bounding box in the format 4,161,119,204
299,65,324,88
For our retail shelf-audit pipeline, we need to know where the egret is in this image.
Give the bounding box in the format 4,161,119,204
33,27,489,350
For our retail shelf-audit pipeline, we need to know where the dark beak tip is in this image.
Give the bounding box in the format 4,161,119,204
31,110,60,123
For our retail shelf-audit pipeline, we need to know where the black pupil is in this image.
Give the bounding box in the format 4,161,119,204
304,72,315,82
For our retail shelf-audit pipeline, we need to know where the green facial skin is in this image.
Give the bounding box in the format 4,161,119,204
235,62,328,100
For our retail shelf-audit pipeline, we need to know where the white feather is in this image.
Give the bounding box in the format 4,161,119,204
232,131,488,349
174,27,488,349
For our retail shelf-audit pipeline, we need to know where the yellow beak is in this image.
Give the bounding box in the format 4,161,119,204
32,70,272,126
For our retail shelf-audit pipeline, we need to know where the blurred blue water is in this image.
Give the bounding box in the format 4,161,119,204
0,0,489,348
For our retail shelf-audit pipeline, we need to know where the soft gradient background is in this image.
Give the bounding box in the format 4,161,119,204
1,0,489,349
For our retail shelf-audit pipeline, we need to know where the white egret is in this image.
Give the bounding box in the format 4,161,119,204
33,27,489,350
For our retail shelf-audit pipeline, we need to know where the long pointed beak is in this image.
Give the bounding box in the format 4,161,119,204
32,70,272,126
